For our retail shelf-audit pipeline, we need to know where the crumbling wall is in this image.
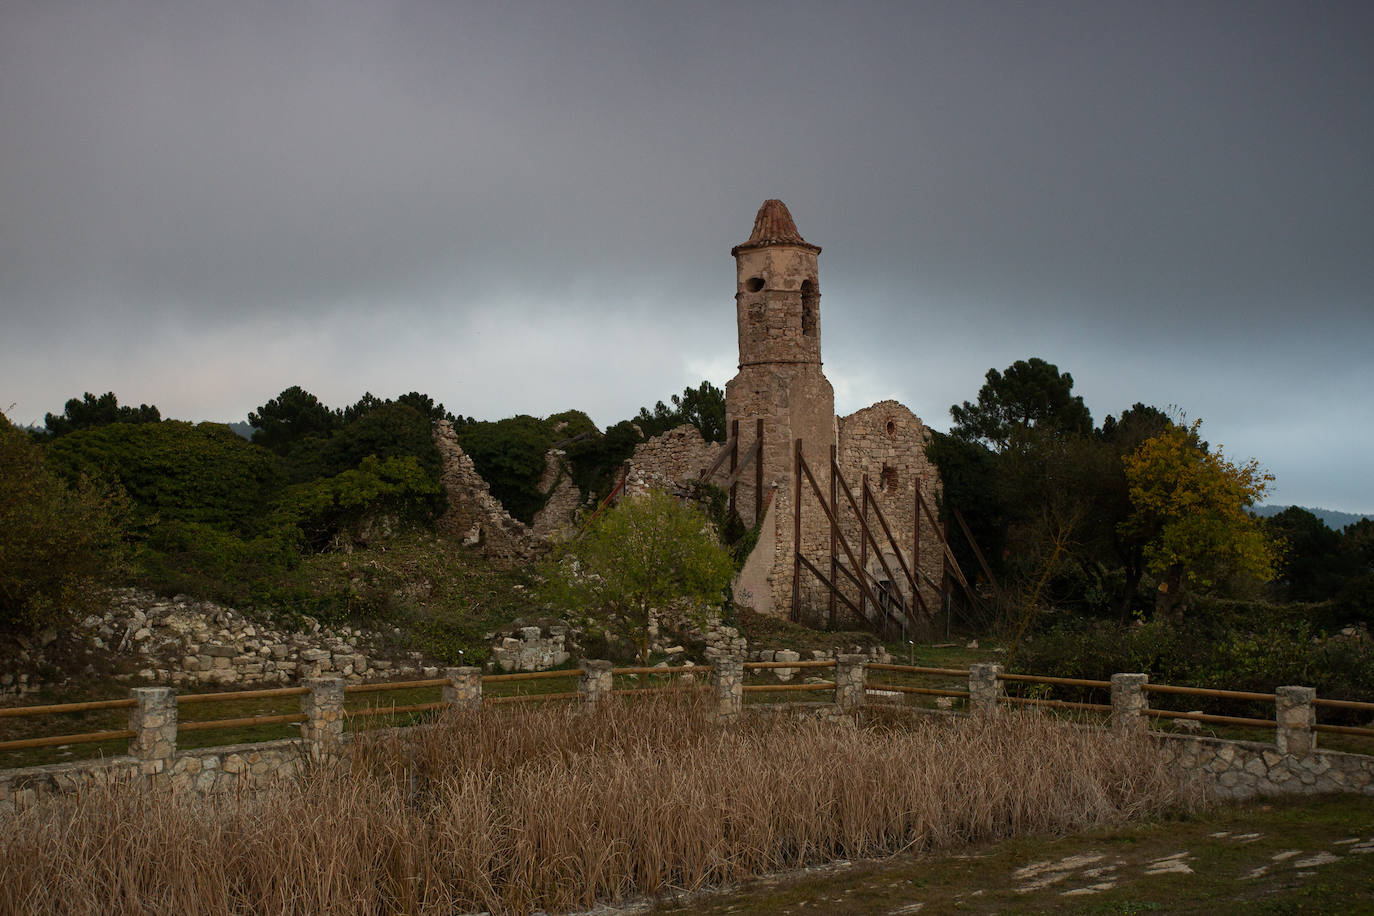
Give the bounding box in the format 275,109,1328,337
621,424,724,499
531,449,582,540
432,419,538,562
835,400,943,633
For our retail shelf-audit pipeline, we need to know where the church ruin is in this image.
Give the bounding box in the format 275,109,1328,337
625,200,945,629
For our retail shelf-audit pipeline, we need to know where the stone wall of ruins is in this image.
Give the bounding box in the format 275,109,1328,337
531,449,583,540
622,424,723,500
432,419,538,562
835,400,944,633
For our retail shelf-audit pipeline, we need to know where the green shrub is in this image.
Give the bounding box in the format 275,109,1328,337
46,421,281,534
0,415,127,632
270,455,442,550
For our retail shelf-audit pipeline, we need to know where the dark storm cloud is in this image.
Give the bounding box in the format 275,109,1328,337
1,1,1371,510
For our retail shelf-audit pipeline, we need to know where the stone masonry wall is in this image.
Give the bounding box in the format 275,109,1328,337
835,400,944,632
622,424,724,499
531,449,583,540
1156,732,1374,800
433,419,538,562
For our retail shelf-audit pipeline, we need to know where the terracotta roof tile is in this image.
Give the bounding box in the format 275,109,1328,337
732,200,821,255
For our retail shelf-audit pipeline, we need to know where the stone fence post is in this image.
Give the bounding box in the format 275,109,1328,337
1276,686,1316,755
968,663,1003,716
301,677,346,762
579,660,613,711
443,666,482,710
129,687,177,775
1111,673,1149,733
834,654,867,711
711,653,744,722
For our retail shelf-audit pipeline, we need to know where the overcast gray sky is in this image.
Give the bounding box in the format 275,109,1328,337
2,1,1371,512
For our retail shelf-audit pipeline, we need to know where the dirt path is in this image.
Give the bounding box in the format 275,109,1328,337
647,795,1374,915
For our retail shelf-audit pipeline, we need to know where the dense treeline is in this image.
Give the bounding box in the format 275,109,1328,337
930,358,1372,697
2,382,728,634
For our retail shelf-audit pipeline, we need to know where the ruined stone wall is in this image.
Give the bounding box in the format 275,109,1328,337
531,449,582,540
432,419,538,562
622,424,724,499
834,401,944,633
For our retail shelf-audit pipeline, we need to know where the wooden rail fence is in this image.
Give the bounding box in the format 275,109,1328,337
3,659,1371,769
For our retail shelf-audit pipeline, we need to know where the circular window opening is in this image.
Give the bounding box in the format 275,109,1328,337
745,277,765,293
885,420,896,437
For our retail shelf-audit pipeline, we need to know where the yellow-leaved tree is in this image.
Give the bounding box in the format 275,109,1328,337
1120,419,1279,618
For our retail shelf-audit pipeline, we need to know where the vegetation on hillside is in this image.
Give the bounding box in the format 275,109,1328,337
541,491,736,664
930,357,1371,696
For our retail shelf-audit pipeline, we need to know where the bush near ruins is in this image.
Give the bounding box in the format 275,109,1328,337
0,413,127,633
540,490,736,664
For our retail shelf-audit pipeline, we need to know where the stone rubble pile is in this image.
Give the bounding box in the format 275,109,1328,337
489,625,572,673
85,589,429,689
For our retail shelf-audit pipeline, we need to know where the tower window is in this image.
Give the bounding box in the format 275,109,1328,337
746,277,765,293
885,420,896,437
800,279,818,337
881,465,898,492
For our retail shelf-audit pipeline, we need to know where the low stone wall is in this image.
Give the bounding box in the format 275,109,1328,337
1156,733,1374,799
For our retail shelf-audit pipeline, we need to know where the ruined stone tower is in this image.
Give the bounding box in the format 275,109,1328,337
626,199,942,628
725,200,835,523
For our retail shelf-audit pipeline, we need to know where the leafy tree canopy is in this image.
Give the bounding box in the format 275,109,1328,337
636,381,728,442
1121,419,1278,616
950,358,1092,451
540,490,736,664
46,420,282,534
456,415,559,525
0,413,127,632
249,386,340,455
44,391,160,437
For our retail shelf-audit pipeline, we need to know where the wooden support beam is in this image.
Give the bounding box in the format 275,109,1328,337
798,453,886,613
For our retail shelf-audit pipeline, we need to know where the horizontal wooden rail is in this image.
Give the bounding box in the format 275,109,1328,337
0,729,136,752
179,713,307,732
1002,696,1112,713
998,673,1112,689
0,697,136,718
179,686,310,704
344,678,449,694
867,685,970,698
1142,684,1275,702
1313,697,1374,712
343,702,447,720
483,670,581,683
611,685,708,696
865,664,968,677
743,683,835,693
745,660,835,670
611,666,707,677
1144,708,1275,728
488,691,580,704
1312,723,1374,738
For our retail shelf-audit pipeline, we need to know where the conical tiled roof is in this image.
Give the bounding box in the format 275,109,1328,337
732,200,821,255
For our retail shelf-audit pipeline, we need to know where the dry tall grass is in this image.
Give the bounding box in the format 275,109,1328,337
1,695,1198,915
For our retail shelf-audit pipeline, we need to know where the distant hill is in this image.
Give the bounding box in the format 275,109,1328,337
1254,504,1373,531
226,421,253,440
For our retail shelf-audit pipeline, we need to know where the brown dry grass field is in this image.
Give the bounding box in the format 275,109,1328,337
1,695,1198,915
